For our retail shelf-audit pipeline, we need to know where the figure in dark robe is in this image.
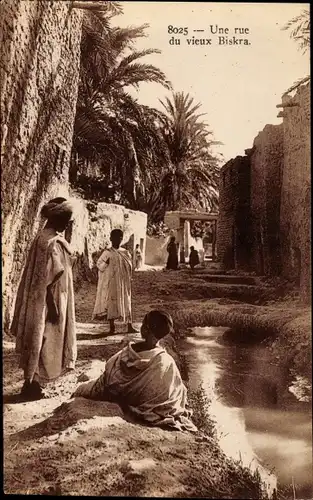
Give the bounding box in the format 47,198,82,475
166,236,179,270
189,246,200,270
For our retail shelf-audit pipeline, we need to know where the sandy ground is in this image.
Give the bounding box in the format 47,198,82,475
3,269,310,497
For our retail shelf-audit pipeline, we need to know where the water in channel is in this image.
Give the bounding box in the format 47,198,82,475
181,326,312,499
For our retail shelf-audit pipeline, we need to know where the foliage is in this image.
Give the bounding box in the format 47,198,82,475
73,91,172,210
70,172,120,203
188,384,216,437
146,221,170,238
282,9,310,54
282,9,310,92
72,5,172,211
190,220,215,239
157,92,222,215
72,4,222,223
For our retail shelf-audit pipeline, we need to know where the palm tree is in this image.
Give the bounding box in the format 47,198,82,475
72,4,172,207
282,9,310,54
281,9,310,92
72,7,221,223
154,92,221,216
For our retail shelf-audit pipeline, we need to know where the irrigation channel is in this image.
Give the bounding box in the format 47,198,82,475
180,326,312,499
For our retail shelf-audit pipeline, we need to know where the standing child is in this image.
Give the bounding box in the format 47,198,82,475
92,229,137,334
135,244,143,270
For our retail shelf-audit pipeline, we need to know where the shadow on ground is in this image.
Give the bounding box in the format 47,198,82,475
8,398,136,443
77,332,117,341
3,339,129,398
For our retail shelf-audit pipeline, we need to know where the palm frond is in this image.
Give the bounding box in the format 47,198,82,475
282,9,310,54
73,10,222,217
110,62,172,89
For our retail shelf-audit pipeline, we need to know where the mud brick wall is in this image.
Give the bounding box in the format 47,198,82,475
217,83,310,302
70,199,147,268
64,197,147,285
217,159,237,269
280,83,311,302
217,155,252,271
250,124,284,276
0,0,83,333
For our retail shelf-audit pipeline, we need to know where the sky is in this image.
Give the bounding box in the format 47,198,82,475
111,2,310,162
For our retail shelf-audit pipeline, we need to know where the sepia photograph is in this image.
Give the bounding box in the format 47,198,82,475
1,0,311,497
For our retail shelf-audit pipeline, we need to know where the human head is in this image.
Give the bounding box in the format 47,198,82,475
136,244,139,249
110,228,123,248
170,236,176,243
41,197,73,233
141,310,174,348
190,246,194,251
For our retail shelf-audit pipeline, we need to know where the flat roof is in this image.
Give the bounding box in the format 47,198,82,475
165,211,218,221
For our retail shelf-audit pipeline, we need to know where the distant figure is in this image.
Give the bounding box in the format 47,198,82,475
92,229,137,334
11,197,77,401
198,248,205,266
189,246,200,270
73,310,197,432
166,236,179,270
135,244,143,270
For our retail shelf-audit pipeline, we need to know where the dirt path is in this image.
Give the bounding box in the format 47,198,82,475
3,270,308,497
3,270,202,496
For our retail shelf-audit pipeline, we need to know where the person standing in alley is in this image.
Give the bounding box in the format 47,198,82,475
189,246,200,271
93,229,137,334
11,197,77,401
135,243,143,270
166,236,179,270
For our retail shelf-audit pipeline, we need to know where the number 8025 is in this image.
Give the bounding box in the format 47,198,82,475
168,25,188,36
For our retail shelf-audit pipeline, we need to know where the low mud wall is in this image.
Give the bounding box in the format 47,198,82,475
145,236,168,266
69,198,147,267
68,197,147,286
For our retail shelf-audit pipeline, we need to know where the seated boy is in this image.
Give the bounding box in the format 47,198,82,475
73,310,197,432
